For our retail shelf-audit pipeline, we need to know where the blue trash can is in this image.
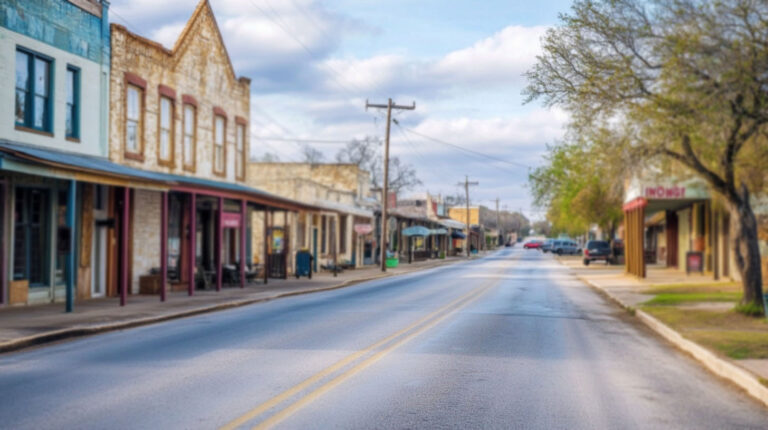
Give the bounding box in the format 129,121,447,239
296,250,312,279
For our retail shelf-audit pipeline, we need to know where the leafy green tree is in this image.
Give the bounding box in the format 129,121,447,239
525,0,768,311
529,135,624,239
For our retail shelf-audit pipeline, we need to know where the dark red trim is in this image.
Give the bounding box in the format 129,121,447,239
160,192,168,302
240,200,246,288
158,84,176,100
216,197,223,292
124,72,147,89
213,106,227,117
623,197,647,212
188,193,196,297
235,116,248,126
182,94,198,107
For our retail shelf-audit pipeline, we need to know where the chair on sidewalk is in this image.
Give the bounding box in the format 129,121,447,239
195,264,213,290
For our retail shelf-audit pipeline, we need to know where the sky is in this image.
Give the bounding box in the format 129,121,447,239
109,0,575,221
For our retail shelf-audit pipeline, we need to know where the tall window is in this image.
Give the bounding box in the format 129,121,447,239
14,188,49,286
183,104,196,170
214,115,225,175
158,96,174,164
125,85,143,155
235,123,245,179
15,49,52,132
66,66,80,139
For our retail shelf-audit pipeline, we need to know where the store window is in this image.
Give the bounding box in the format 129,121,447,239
15,48,52,133
13,188,50,286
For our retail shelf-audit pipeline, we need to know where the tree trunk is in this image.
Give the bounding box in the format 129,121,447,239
727,187,764,311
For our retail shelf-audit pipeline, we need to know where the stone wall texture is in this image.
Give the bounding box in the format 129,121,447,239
109,1,250,184
131,189,161,293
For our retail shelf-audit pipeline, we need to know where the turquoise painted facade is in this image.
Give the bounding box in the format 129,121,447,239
0,1,110,308
0,0,109,63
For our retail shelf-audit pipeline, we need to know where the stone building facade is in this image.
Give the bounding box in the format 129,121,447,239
109,0,252,293
247,162,375,271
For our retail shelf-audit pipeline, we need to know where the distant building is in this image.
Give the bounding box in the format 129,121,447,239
247,162,375,271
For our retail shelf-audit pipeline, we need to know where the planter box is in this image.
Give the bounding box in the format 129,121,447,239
9,280,29,305
139,274,162,295
385,258,399,268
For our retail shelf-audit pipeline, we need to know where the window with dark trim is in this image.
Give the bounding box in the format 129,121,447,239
13,187,50,286
339,215,347,254
15,48,53,133
66,66,80,139
125,84,144,157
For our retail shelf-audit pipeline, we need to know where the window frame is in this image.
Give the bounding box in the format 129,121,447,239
235,117,247,181
182,102,197,172
65,65,80,141
15,47,54,135
157,85,176,168
123,72,147,161
212,107,227,177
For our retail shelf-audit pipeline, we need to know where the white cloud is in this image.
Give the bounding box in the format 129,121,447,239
431,25,547,86
316,25,548,98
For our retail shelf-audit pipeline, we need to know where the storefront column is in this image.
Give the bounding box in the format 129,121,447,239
240,200,246,288
160,191,168,302
188,193,196,296
120,187,130,306
216,197,223,292
65,180,76,313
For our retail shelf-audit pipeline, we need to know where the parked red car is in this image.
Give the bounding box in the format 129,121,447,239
523,240,543,249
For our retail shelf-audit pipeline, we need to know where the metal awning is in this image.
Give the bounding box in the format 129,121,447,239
0,140,319,212
402,226,431,237
430,228,448,235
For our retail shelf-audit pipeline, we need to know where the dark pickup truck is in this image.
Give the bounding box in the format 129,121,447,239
583,240,612,265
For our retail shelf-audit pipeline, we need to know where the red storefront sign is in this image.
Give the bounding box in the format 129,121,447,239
222,212,241,228
644,186,686,199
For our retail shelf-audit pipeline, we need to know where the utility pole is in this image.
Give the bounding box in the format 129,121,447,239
457,176,478,257
366,98,416,272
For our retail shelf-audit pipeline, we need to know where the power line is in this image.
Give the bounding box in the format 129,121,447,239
244,0,367,97
402,127,531,169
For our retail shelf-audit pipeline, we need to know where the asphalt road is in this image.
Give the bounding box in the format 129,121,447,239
1,248,767,429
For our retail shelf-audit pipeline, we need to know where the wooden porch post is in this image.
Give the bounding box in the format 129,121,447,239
160,191,168,302
120,187,130,306
216,197,223,292
188,193,196,296
240,200,246,288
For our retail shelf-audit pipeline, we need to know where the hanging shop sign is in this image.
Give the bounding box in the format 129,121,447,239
221,212,241,228
354,224,373,235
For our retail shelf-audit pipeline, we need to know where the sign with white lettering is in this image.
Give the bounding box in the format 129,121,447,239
644,186,686,199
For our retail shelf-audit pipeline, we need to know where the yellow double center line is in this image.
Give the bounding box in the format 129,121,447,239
222,257,516,429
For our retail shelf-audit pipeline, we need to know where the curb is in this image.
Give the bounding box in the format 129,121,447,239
576,274,768,408
0,258,464,355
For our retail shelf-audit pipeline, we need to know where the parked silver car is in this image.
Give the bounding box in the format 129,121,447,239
551,240,581,255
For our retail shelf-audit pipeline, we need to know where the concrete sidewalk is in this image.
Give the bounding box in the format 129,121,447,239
558,255,768,408
0,254,476,353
